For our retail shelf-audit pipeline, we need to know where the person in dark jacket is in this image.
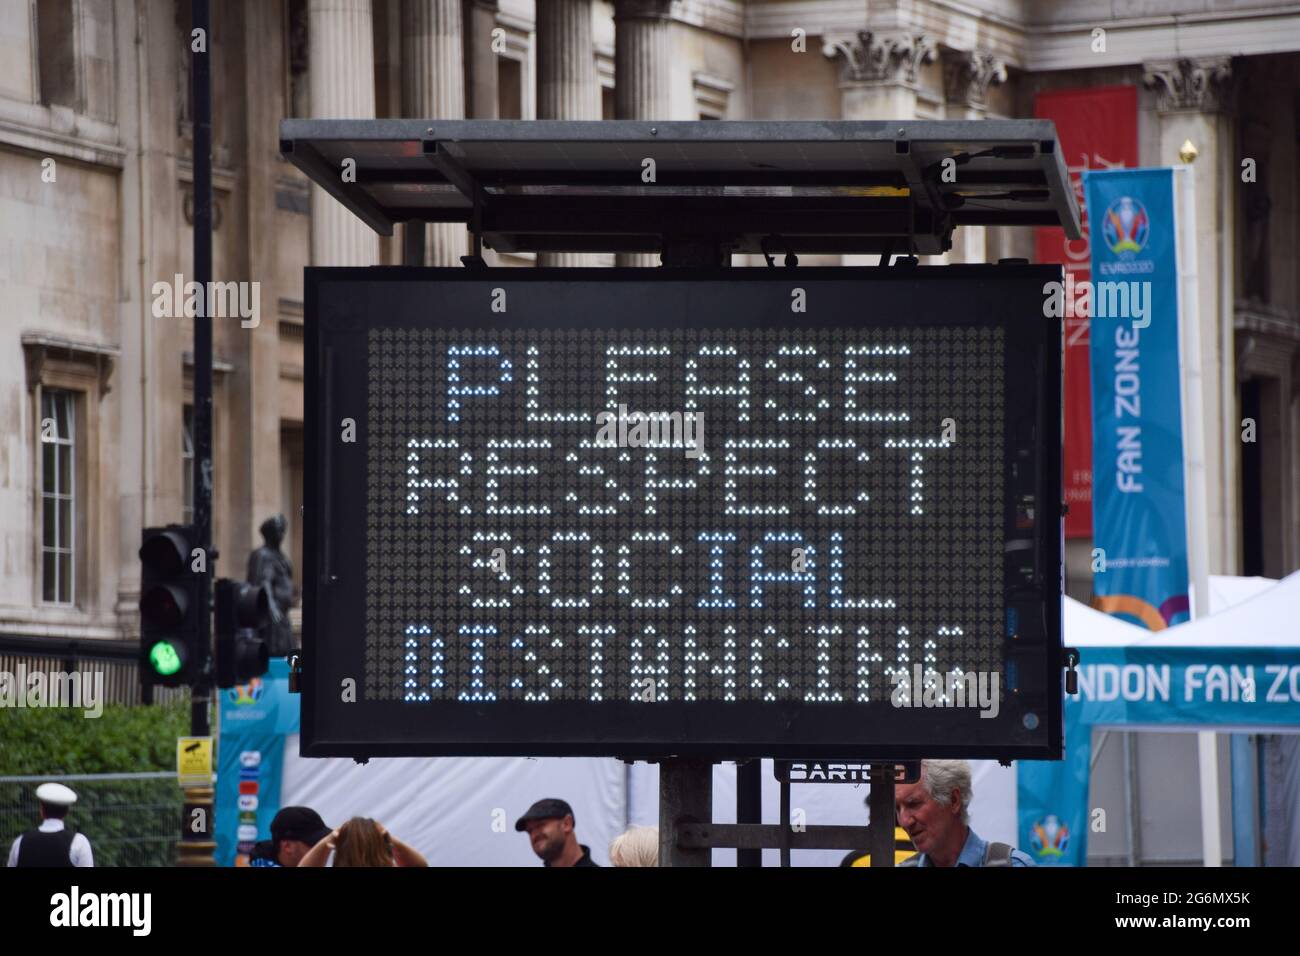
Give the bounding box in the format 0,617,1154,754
7,782,93,867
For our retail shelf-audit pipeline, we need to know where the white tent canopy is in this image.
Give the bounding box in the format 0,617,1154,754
1068,569,1300,648
1063,572,1300,867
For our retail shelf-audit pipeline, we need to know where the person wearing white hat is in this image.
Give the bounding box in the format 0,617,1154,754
6,782,94,868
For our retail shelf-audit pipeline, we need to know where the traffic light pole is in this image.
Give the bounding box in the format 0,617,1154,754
179,0,215,867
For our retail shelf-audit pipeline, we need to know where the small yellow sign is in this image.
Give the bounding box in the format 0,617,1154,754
177,736,213,788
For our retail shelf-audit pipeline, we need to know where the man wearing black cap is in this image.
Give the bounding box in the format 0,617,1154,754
515,798,598,867
269,806,331,867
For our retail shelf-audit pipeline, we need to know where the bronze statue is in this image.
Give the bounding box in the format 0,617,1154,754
247,514,295,656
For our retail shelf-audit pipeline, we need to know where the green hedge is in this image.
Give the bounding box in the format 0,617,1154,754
0,701,189,775
0,701,192,866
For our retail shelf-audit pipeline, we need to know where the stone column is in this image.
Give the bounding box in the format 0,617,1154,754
537,0,600,266
614,0,672,120
1143,57,1238,574
403,0,468,265
309,0,379,266
464,0,499,119
941,49,1007,264
823,31,933,265
538,0,599,120
614,0,673,266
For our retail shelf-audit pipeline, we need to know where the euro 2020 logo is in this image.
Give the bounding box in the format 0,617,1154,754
228,678,265,705
1101,196,1149,258
1029,814,1071,860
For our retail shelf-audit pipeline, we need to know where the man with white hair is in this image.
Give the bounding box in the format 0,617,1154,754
895,759,1034,867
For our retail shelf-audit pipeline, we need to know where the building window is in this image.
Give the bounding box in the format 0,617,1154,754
23,334,115,614
183,405,195,524
36,0,80,109
497,56,522,119
692,72,733,123
40,389,76,604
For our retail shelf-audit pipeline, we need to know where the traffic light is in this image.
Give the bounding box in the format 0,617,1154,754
214,578,270,688
139,525,202,688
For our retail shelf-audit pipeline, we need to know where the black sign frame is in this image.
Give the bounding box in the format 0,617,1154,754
304,265,1063,761
772,761,922,785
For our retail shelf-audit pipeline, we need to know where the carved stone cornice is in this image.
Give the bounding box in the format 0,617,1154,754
1143,57,1234,113
21,332,119,397
943,49,1007,110
822,31,935,87
614,0,673,22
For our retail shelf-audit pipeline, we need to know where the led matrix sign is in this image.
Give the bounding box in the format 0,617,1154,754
305,267,1062,759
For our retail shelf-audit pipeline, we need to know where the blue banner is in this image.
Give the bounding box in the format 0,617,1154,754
1018,645,1300,866
1018,695,1091,867
1068,647,1300,727
1084,167,1189,630
215,658,300,866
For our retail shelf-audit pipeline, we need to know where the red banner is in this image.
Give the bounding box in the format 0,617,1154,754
1034,86,1138,538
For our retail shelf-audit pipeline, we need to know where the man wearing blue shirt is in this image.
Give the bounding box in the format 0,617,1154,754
895,759,1035,867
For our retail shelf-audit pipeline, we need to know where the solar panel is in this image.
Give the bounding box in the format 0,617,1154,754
279,119,1081,256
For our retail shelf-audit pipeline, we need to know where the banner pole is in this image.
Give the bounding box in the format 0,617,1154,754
1173,164,1220,868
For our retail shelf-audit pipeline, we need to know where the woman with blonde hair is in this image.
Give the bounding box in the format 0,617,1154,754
609,826,658,867
298,816,428,867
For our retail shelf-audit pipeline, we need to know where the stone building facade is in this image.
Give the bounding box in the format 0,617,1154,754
1,2,1297,712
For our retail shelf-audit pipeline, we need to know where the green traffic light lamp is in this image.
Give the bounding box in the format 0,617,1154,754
148,639,187,678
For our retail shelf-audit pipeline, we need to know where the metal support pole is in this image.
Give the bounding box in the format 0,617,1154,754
1124,731,1140,867
736,759,761,867
179,0,216,867
402,221,426,267
1230,734,1259,867
779,778,791,867
1198,732,1223,866
659,760,712,867
868,764,896,867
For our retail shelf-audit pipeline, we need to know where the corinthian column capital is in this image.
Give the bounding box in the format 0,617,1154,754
1143,57,1234,113
822,31,935,87
943,49,1007,111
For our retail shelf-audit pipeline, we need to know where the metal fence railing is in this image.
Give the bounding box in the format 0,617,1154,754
0,652,188,708
0,772,182,867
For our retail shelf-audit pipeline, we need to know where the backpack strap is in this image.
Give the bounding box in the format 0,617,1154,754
982,842,1014,867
